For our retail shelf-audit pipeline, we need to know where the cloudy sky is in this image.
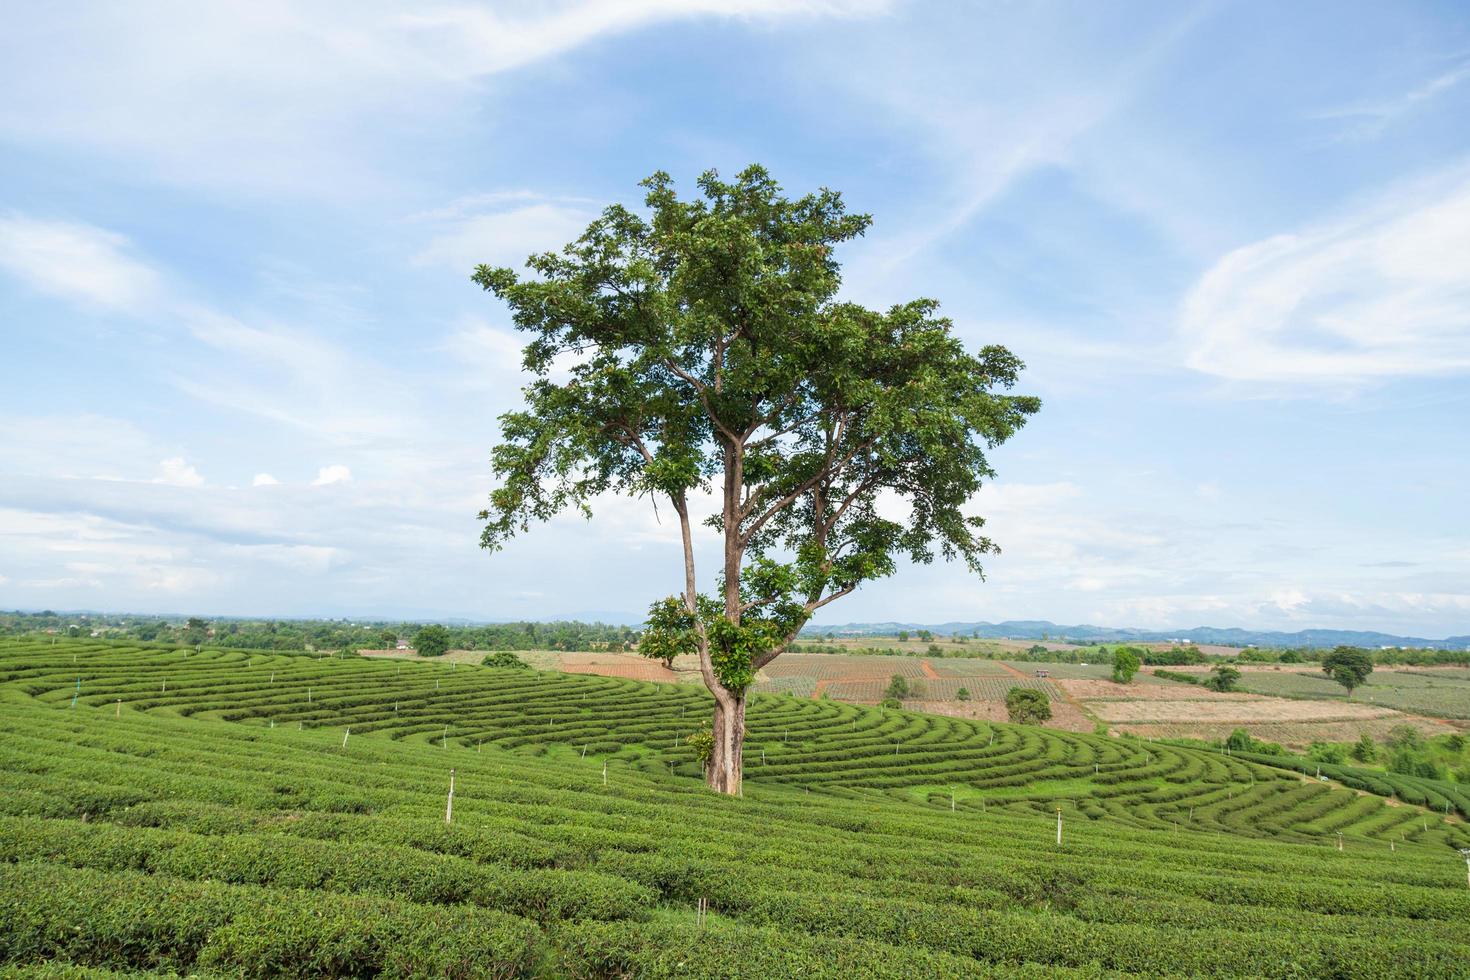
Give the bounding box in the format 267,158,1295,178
2,1,1468,635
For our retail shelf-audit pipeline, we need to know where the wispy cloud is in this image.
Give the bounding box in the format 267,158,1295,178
412,195,598,274
1317,60,1470,141
1180,164,1470,386
0,1,889,196
0,216,160,311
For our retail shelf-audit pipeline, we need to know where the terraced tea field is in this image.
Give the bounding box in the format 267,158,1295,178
3,638,1470,977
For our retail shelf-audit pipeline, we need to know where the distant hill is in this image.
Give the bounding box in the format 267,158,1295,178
800,620,1470,650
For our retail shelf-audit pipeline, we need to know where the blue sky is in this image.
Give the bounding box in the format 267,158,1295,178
2,1,1468,635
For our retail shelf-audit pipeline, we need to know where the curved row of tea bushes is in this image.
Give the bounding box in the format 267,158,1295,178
5,638,1468,848
3,639,1470,976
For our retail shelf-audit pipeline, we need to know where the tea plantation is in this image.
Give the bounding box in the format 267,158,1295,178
2,639,1469,977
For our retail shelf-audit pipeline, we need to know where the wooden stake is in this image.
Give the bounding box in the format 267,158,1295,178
115,698,120,717
1056,807,1063,846
445,769,455,824
342,728,350,747
602,761,608,786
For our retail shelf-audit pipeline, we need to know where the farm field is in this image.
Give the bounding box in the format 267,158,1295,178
1162,665,1470,721
362,647,1465,749
2,638,1470,977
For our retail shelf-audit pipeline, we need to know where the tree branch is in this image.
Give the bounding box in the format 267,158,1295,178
739,434,877,544
663,357,740,443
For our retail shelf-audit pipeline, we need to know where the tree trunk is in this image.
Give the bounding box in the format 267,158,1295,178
708,691,745,795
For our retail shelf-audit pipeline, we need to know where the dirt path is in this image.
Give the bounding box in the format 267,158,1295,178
813,679,833,698
919,660,941,680
996,661,1031,679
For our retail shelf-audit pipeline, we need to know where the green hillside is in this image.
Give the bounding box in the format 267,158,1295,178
2,639,1468,978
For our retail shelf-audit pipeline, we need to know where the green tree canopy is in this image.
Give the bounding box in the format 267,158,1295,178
884,674,910,700
1203,664,1241,692
1321,646,1373,697
413,625,451,658
1111,647,1141,684
1005,687,1051,724
481,651,530,669
475,166,1038,794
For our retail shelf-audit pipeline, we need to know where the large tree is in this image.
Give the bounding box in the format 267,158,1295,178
1321,646,1373,698
475,166,1039,794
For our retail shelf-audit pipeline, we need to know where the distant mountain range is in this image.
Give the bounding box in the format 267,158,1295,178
799,620,1470,651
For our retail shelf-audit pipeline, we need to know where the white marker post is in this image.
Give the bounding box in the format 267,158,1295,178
115,698,120,718
342,727,350,748
1056,806,1063,847
1458,849,1470,889
445,769,455,825
602,761,608,786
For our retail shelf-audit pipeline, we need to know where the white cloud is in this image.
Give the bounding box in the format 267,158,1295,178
0,413,162,481
0,1,887,196
1181,165,1470,385
252,473,281,486
404,1,889,76
0,216,159,311
1317,60,1470,141
153,457,205,487
413,197,598,273
310,464,353,486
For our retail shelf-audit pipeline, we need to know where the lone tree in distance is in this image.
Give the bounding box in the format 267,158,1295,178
413,624,451,658
1111,646,1141,684
1006,687,1051,724
475,166,1039,795
1321,646,1373,698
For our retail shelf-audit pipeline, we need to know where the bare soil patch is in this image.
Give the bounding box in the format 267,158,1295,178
1088,698,1397,723
557,654,681,683
1058,679,1259,701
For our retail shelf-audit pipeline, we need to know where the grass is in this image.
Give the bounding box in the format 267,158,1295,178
2,637,1469,977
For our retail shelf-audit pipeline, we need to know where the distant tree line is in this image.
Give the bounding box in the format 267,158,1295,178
0,611,636,653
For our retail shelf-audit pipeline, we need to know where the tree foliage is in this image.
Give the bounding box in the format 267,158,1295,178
1111,647,1141,684
1321,646,1373,696
1203,665,1241,692
481,651,530,669
474,165,1038,793
1005,687,1051,724
413,625,451,659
